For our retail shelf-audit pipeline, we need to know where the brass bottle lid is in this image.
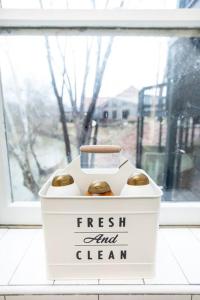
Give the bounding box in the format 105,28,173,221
127,173,149,186
52,175,74,187
88,181,111,194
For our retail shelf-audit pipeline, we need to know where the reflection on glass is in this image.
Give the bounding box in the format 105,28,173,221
0,33,199,202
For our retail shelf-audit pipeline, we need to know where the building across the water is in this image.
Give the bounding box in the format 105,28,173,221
95,86,138,122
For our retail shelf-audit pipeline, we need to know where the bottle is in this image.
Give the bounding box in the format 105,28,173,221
85,180,114,196
127,173,149,186
120,172,153,196
46,174,81,197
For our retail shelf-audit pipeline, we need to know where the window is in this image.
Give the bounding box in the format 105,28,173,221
0,3,200,224
103,111,109,120
112,110,117,120
122,110,130,120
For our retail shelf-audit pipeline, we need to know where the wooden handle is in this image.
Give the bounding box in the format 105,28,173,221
80,145,122,154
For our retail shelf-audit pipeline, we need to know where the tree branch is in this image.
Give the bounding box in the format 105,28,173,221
56,37,77,115
79,36,114,146
79,40,92,115
44,35,72,162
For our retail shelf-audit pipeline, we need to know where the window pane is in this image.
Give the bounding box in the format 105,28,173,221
1,0,196,9
0,34,200,202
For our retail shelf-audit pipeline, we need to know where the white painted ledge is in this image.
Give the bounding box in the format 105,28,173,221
0,284,200,295
0,9,200,28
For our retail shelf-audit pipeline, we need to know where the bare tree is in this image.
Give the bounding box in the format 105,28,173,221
4,63,61,196
79,37,113,147
44,36,72,162
40,0,124,159
2,0,125,197
43,34,114,154
3,52,41,196
5,100,40,196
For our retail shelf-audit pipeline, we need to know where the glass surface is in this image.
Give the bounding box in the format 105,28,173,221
0,34,200,202
0,0,191,9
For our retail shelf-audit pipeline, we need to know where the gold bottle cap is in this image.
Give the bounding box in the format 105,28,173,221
88,181,111,194
52,175,74,187
127,173,149,186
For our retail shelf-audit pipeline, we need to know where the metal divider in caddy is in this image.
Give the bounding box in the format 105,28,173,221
39,145,162,280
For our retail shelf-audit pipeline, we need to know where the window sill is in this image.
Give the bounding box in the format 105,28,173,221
0,227,200,298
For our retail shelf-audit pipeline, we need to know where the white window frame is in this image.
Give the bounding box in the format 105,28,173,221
0,8,200,225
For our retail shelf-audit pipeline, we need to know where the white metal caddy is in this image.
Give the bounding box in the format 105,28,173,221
39,145,162,280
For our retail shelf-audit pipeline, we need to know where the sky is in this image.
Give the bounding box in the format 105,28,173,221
0,35,169,101
0,0,177,103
